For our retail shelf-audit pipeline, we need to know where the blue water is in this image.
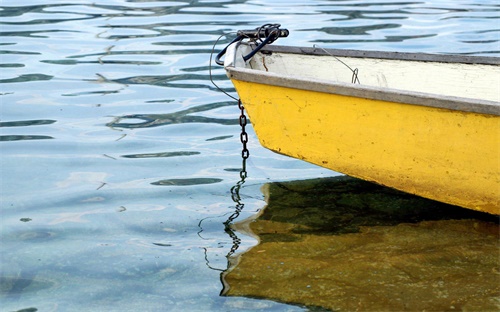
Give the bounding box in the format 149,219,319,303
1,1,498,311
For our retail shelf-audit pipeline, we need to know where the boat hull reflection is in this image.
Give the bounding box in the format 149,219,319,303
221,176,499,311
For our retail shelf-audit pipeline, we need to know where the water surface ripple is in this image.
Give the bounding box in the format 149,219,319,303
1,1,499,311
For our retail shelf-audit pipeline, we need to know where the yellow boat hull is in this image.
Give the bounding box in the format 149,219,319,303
231,79,500,214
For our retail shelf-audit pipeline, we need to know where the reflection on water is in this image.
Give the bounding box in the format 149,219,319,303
222,177,499,311
0,119,56,141
0,135,54,141
0,120,56,127
1,0,499,311
121,151,200,159
152,178,223,186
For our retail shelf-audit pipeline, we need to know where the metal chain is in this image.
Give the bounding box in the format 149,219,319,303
238,99,249,180
238,99,249,158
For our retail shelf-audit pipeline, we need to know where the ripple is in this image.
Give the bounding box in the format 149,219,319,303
0,74,52,83
0,50,40,55
0,135,54,142
0,63,24,68
151,178,223,186
206,135,233,141
0,119,56,127
121,151,200,158
0,29,82,39
62,89,122,97
11,308,38,312
41,59,162,66
316,23,401,36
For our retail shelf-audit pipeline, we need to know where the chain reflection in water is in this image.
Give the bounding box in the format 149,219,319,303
198,98,249,289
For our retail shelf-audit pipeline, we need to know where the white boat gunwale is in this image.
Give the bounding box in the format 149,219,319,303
225,43,500,116
262,45,500,66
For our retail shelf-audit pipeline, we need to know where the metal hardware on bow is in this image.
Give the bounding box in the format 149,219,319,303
215,23,289,66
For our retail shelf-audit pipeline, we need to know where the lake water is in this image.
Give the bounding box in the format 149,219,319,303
1,1,499,311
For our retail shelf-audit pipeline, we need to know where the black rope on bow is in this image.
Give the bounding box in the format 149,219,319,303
214,24,289,66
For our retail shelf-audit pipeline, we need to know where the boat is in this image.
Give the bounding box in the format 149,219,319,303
220,177,500,311
216,24,500,215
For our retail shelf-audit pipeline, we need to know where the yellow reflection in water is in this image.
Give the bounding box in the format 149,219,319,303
222,177,499,311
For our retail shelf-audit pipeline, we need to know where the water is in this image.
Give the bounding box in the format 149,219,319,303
1,1,498,311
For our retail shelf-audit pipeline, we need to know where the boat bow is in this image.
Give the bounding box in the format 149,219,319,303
216,26,500,214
